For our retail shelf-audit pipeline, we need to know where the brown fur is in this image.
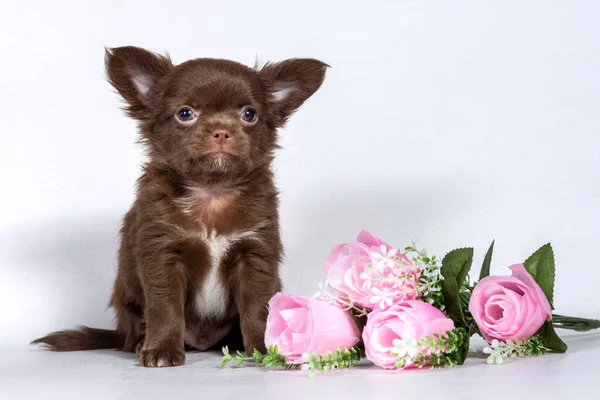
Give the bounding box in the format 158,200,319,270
31,46,328,367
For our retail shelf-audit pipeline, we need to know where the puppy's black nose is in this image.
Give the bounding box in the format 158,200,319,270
211,129,232,145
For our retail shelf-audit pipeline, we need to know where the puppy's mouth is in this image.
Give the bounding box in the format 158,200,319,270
206,150,236,163
209,152,232,169
190,151,246,172
209,150,235,157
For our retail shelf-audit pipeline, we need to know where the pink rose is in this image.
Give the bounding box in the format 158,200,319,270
324,230,419,310
264,293,360,364
469,264,552,343
363,300,455,369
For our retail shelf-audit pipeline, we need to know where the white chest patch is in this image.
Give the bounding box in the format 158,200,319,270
194,229,261,320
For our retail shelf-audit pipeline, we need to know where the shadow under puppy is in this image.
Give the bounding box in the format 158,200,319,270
32,46,327,367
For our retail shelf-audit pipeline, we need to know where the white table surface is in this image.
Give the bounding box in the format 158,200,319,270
1,331,598,400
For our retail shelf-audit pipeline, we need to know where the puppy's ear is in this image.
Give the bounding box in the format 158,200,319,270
105,46,173,119
258,58,328,127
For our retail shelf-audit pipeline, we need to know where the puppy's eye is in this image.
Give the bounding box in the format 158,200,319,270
176,106,197,123
241,106,258,123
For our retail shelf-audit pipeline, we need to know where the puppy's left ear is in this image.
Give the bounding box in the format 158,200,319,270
258,58,329,127
105,46,173,120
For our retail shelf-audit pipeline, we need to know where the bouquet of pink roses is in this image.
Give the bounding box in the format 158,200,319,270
222,231,600,375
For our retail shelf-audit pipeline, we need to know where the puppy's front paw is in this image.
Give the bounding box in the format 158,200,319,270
138,346,185,368
135,339,145,355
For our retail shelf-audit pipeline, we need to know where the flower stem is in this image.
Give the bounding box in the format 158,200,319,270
551,314,600,332
325,294,369,317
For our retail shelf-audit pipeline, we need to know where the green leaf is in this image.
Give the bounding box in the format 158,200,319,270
523,243,556,309
456,331,470,365
221,354,232,369
440,248,473,328
220,346,231,369
441,277,466,327
539,321,567,353
479,240,495,280
441,248,474,288
468,325,480,337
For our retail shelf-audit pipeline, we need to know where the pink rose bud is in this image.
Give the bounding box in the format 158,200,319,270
264,293,360,364
469,264,552,343
362,300,455,369
324,230,419,310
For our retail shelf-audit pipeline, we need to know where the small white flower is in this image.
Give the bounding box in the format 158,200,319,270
368,297,384,309
369,287,392,309
483,340,505,365
391,335,420,360
371,245,398,273
422,268,439,278
360,268,373,289
301,363,311,372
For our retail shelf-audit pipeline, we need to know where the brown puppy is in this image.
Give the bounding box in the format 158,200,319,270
32,46,327,367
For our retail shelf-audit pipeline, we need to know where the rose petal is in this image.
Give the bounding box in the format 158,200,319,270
324,244,345,275
357,230,391,249
265,293,306,347
303,297,360,357
509,264,552,318
422,317,455,338
279,308,308,332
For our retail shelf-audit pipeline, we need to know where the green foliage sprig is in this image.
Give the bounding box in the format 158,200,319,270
221,345,292,369
393,328,470,369
221,345,363,376
301,347,362,377
483,336,547,364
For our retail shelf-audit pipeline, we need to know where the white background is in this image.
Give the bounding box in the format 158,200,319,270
1,0,599,358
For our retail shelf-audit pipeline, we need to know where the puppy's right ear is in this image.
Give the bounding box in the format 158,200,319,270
105,46,173,119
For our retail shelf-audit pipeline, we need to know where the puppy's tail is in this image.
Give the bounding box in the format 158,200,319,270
31,326,122,351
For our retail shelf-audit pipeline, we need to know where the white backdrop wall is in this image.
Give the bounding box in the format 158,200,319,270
1,0,599,348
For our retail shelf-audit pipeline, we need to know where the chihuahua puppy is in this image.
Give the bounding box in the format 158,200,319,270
32,46,327,367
